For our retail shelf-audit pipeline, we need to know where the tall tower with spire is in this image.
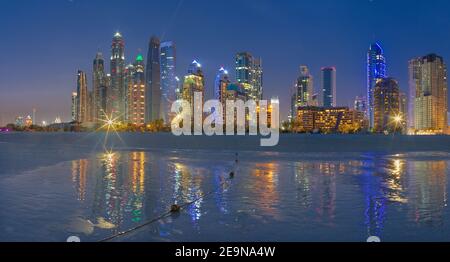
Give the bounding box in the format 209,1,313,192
109,32,125,119
145,36,162,123
367,42,387,130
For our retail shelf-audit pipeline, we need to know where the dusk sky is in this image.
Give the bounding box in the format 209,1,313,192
1,0,450,125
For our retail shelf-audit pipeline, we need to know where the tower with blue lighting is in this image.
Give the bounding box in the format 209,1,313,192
367,43,387,130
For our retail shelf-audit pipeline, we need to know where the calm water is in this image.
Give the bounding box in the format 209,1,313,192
0,141,450,242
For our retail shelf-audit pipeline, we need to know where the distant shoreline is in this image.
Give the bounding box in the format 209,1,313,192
1,132,450,153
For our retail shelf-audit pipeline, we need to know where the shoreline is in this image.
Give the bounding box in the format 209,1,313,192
1,132,450,153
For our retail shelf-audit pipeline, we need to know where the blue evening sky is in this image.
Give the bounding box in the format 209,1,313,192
1,0,450,124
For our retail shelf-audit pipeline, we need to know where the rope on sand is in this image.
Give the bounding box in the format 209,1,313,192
99,155,238,242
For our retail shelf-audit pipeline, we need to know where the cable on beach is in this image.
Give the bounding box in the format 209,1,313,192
98,154,238,242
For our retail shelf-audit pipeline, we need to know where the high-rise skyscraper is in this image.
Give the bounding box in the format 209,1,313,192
321,67,336,107
128,55,146,126
373,78,401,133
399,91,408,133
367,43,387,129
146,36,161,123
160,41,177,124
291,66,314,118
182,60,205,107
93,52,106,122
76,70,88,123
71,92,78,122
124,63,135,122
214,67,230,104
409,54,448,133
236,52,263,101
110,32,126,120
87,90,94,122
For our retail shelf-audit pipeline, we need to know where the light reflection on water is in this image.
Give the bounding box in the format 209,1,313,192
1,150,450,241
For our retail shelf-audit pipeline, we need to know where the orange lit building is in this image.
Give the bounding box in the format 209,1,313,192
295,106,366,133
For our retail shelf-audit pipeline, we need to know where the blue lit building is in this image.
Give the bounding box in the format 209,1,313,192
367,43,387,130
214,67,230,103
321,67,336,107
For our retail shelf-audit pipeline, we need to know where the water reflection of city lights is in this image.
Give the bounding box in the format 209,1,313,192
251,163,280,219
173,163,204,222
71,159,88,201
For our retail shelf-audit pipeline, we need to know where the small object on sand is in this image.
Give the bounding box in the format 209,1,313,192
96,217,116,229
170,204,181,213
229,171,235,178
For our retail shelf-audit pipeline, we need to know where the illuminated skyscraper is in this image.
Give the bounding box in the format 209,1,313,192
160,41,177,124
214,67,230,104
128,55,146,126
321,67,336,107
367,43,387,129
409,54,448,133
124,63,135,122
71,92,78,121
291,66,314,118
235,52,263,101
214,67,231,125
373,78,400,133
399,92,408,133
182,60,205,107
87,90,94,122
93,52,106,122
146,36,161,123
76,70,88,123
181,61,205,129
109,32,125,119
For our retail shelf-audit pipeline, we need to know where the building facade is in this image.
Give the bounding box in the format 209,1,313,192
295,106,365,133
109,32,126,120
93,52,106,122
76,70,88,123
214,67,231,104
182,60,205,106
409,54,448,134
128,55,146,126
321,67,337,107
124,63,135,122
373,78,401,133
160,41,177,124
71,92,78,122
236,52,263,101
145,36,161,123
291,66,314,118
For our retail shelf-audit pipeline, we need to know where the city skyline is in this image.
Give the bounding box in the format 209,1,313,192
2,0,450,125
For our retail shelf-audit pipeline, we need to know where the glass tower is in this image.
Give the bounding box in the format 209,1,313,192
145,36,161,123
235,52,263,101
110,32,125,119
321,67,336,107
93,52,106,122
367,43,387,129
160,41,177,124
